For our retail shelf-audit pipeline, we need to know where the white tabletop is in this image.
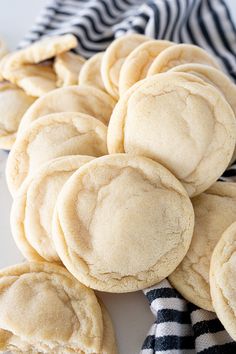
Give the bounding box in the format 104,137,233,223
0,1,235,354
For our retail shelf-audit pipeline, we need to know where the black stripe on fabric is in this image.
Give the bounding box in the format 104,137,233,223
89,6,115,27
197,0,236,80
99,0,120,19
112,0,128,12
142,334,155,349
169,0,181,41
138,12,150,23
130,24,145,34
198,342,236,354
192,319,225,337
156,309,191,324
219,0,236,34
47,7,74,16
146,287,183,303
207,0,236,56
184,0,200,44
142,334,195,350
147,2,160,39
222,168,236,177
161,0,171,39
188,302,199,313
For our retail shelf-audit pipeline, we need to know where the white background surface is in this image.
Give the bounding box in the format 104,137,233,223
0,1,236,354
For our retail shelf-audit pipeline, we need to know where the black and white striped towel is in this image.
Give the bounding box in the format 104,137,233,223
19,0,236,353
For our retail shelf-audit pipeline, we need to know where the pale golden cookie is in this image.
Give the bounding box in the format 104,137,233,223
99,300,118,354
169,182,236,311
79,52,106,92
101,34,150,99
1,35,77,97
107,72,236,197
0,262,103,353
0,82,35,150
119,40,174,95
54,51,85,86
210,221,236,340
147,44,220,76
11,155,94,262
53,154,194,292
18,85,115,133
0,38,7,60
170,63,236,164
6,112,107,195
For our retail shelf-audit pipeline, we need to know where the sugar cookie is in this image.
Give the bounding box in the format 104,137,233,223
54,51,85,86
108,72,236,197
169,182,236,311
6,112,107,195
18,85,115,132
147,44,220,76
0,262,103,353
119,40,174,95
0,82,35,150
170,63,236,164
1,35,77,97
53,154,194,292
79,52,106,92
11,155,94,262
210,221,236,340
101,34,150,99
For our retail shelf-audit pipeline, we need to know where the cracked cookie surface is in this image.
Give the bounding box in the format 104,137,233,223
169,182,236,311
0,262,103,353
53,154,194,292
210,221,236,341
6,112,107,195
11,155,94,262
107,72,236,197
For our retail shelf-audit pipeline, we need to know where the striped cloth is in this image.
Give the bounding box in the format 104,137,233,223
19,0,236,353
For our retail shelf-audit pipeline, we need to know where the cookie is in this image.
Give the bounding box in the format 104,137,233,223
99,300,118,354
53,154,194,292
107,72,236,197
18,85,116,133
147,43,220,76
101,34,150,99
169,182,236,311
0,35,78,97
0,82,35,150
170,63,236,164
0,38,7,69
6,112,107,195
0,262,103,353
54,51,86,86
79,52,106,92
210,221,236,340
119,40,174,95
11,155,94,262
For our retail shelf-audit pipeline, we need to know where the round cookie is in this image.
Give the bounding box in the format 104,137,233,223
0,82,35,150
54,51,86,86
0,262,103,353
107,72,236,197
79,52,106,92
169,182,236,311
210,221,236,340
11,155,94,262
119,40,174,95
53,154,194,292
6,112,107,195
0,35,77,97
18,85,115,132
147,43,220,76
170,63,236,164
101,34,150,99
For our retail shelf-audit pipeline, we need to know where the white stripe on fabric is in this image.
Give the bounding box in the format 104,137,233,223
195,331,235,352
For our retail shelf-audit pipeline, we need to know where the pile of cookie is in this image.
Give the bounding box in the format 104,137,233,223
0,32,236,352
